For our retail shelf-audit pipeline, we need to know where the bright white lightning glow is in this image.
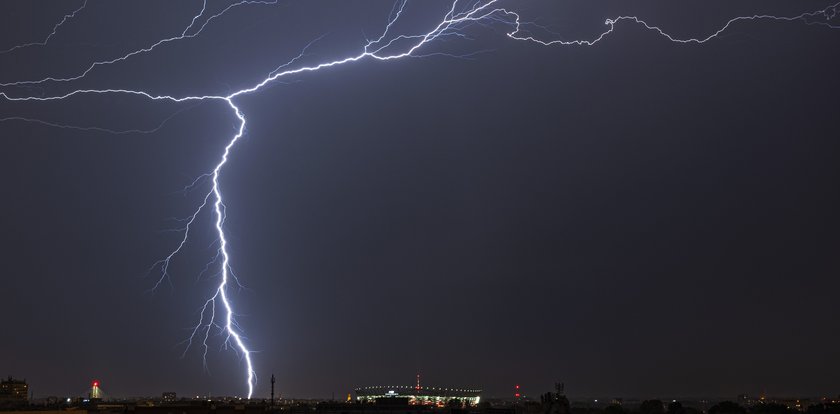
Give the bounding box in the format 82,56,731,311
1,0,838,399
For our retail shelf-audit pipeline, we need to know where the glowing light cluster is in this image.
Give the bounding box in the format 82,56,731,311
1,0,837,399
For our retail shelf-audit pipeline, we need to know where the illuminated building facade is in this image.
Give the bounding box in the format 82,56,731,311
90,380,102,400
0,377,28,402
355,385,481,407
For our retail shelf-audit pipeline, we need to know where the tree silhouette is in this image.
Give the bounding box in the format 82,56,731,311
605,404,627,414
668,401,686,414
710,402,746,414
751,403,794,414
640,400,665,414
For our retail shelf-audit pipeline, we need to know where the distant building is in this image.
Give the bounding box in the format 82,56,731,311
0,377,29,402
355,385,481,407
163,392,177,402
90,380,103,401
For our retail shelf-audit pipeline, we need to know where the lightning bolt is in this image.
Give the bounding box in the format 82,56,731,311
1,0,838,399
0,0,278,87
0,0,88,55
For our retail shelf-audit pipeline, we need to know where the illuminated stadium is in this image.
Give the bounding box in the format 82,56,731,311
355,385,481,407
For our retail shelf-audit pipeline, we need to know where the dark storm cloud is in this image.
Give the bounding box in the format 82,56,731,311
1,0,838,400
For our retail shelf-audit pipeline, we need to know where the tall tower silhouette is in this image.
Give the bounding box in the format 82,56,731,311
90,380,102,400
271,374,276,406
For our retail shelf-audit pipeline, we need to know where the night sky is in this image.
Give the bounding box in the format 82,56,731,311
1,0,839,401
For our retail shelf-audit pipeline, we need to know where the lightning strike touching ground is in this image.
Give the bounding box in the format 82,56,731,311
1,0,838,399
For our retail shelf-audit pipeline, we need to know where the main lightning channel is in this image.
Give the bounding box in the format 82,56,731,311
210,98,253,398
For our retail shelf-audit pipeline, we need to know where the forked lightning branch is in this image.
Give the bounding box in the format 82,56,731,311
1,0,837,399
